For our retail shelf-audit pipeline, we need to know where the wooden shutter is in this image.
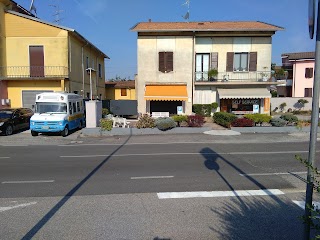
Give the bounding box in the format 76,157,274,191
29,46,44,77
226,52,234,72
166,52,173,72
249,52,257,71
159,52,165,73
211,52,218,70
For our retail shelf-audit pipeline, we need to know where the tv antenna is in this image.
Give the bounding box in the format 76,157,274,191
29,0,37,17
182,0,190,22
50,0,64,24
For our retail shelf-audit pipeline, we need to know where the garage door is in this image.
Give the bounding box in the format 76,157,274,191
22,90,53,109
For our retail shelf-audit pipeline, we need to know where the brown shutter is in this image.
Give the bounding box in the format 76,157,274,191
249,52,257,71
226,52,234,72
166,52,173,72
159,52,165,73
29,46,44,77
211,52,218,70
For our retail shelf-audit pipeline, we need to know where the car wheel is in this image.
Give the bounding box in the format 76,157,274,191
5,125,13,136
61,126,69,137
31,130,38,137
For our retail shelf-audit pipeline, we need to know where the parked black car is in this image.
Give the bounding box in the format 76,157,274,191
0,108,34,136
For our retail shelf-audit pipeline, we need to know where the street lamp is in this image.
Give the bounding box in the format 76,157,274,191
85,67,96,100
305,0,320,239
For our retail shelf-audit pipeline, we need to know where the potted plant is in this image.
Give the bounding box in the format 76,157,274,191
208,69,218,81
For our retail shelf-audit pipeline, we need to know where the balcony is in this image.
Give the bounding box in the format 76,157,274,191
194,71,277,86
0,66,69,80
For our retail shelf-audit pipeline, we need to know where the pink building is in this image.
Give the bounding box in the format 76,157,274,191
277,52,315,97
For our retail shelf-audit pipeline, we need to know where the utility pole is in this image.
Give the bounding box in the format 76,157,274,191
305,0,320,239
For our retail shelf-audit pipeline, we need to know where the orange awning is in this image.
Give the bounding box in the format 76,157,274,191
144,85,188,101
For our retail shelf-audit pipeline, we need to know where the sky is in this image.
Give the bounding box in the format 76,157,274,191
15,0,315,80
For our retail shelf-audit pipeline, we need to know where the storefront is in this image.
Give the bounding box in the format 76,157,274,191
144,84,188,114
218,88,271,115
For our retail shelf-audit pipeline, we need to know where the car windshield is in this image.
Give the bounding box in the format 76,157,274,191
0,111,13,118
35,103,67,114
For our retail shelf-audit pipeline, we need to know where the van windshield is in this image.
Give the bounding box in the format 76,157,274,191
36,103,67,114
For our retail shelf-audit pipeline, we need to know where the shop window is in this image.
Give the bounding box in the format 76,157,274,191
305,68,314,78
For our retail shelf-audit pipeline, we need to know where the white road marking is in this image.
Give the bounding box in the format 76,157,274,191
157,189,284,199
240,171,307,176
2,180,55,184
0,157,10,159
0,202,37,212
60,150,313,158
131,176,174,180
293,200,320,210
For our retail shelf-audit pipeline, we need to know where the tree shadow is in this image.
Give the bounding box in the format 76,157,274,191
200,147,307,239
21,133,133,240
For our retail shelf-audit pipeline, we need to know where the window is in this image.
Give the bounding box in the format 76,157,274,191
86,57,89,69
226,52,257,72
159,52,173,73
98,64,102,78
305,88,313,97
234,53,248,71
77,102,80,112
69,102,72,114
195,53,210,81
305,68,314,78
121,88,127,96
73,102,77,113
86,92,90,99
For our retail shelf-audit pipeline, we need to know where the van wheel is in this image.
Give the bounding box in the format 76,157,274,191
5,125,13,136
61,126,69,137
31,131,38,137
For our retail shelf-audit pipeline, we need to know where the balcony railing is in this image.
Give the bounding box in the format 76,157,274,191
0,66,69,79
195,71,273,83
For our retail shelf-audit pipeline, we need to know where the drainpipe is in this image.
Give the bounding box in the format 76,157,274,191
191,31,195,112
81,42,89,98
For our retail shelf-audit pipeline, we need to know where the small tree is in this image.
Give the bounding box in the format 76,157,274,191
297,99,309,110
279,102,287,112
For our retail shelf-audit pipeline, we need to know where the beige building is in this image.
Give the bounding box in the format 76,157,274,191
0,0,109,109
131,21,283,115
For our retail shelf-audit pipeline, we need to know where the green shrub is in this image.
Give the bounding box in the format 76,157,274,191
187,115,205,127
280,114,298,123
102,108,109,117
270,118,287,127
192,104,213,117
99,119,113,131
136,114,155,129
213,112,237,128
192,104,204,115
155,117,176,131
172,115,188,127
211,102,219,110
244,114,272,125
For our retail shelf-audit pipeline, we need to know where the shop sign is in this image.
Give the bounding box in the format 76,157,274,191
232,111,253,114
177,106,183,115
232,99,259,105
253,104,259,113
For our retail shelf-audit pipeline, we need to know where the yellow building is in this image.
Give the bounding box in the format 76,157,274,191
105,80,136,100
0,0,109,109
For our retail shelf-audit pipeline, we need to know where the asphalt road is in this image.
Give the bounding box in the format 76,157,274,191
0,133,319,239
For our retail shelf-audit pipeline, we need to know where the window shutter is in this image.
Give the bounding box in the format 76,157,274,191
159,52,165,73
211,52,218,70
226,52,234,72
249,52,257,71
166,52,173,72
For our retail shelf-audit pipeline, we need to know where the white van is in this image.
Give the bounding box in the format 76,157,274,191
30,92,85,137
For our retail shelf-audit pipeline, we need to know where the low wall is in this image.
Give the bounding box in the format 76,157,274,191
271,97,313,112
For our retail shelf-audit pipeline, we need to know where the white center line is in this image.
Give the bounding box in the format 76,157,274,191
240,171,307,176
131,176,174,180
157,189,285,199
2,180,55,184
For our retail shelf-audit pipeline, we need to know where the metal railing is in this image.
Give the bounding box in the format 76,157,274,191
195,71,273,82
0,66,69,79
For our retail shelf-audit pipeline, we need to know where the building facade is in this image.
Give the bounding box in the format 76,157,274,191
131,21,283,115
105,80,136,100
0,0,108,109
277,52,315,98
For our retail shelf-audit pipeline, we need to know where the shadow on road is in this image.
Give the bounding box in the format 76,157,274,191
200,147,305,239
21,133,133,240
